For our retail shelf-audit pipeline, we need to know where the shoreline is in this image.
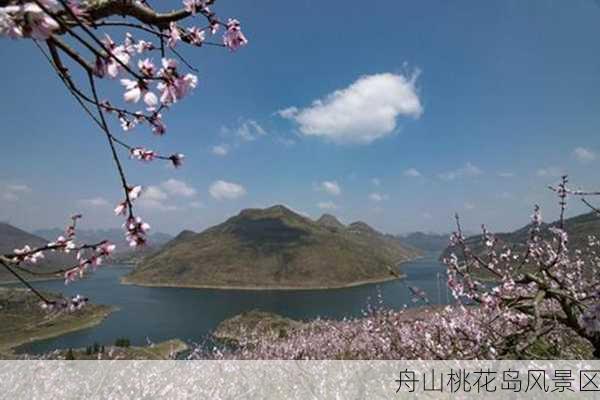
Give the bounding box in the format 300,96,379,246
120,273,407,291
1,305,115,356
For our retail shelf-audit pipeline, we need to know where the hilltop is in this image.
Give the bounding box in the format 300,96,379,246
124,205,421,289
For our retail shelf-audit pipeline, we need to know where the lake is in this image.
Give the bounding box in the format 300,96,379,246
13,255,452,354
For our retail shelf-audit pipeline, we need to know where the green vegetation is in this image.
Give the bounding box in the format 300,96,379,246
0,288,113,356
124,205,422,289
114,337,131,347
213,310,303,345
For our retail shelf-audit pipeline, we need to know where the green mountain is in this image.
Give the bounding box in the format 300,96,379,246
0,223,76,282
124,205,421,289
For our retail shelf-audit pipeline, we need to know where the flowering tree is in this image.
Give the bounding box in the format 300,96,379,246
0,0,247,309
444,176,600,358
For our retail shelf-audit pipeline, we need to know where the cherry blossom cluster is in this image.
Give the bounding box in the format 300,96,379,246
63,240,116,285
0,0,60,39
1,214,117,308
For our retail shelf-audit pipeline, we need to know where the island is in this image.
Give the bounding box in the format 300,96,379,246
123,205,422,289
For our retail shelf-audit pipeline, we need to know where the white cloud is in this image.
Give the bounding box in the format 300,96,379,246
536,166,564,178
438,162,483,181
573,147,596,163
422,212,432,219
499,192,514,199
138,186,175,211
1,183,31,202
236,120,267,141
144,186,168,201
371,178,381,186
161,179,196,197
78,197,109,207
464,202,476,210
278,72,423,144
209,180,247,200
317,201,337,210
276,107,299,119
317,181,342,196
137,180,197,211
403,168,421,177
369,192,389,202
497,172,515,178
212,144,229,156
138,199,178,212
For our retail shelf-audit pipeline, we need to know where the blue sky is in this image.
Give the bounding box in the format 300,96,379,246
2,0,600,236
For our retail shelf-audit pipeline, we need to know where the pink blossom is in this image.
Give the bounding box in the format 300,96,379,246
12,245,45,264
101,34,133,78
64,268,78,285
223,18,247,51
119,115,137,131
120,78,157,107
157,60,198,105
0,6,23,38
114,201,127,216
150,113,166,135
128,185,142,200
133,39,154,53
210,20,219,34
67,0,88,18
96,241,116,256
48,235,76,253
183,0,207,15
167,22,181,48
124,216,150,247
138,58,156,77
187,26,206,46
23,3,60,40
120,79,142,103
130,147,156,161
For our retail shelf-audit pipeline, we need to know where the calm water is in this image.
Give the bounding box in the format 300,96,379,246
12,256,451,354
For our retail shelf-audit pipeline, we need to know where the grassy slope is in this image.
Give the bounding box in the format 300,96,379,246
124,205,421,289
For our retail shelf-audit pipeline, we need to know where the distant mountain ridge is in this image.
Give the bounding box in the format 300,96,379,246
398,232,451,254
440,211,600,261
124,205,422,289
